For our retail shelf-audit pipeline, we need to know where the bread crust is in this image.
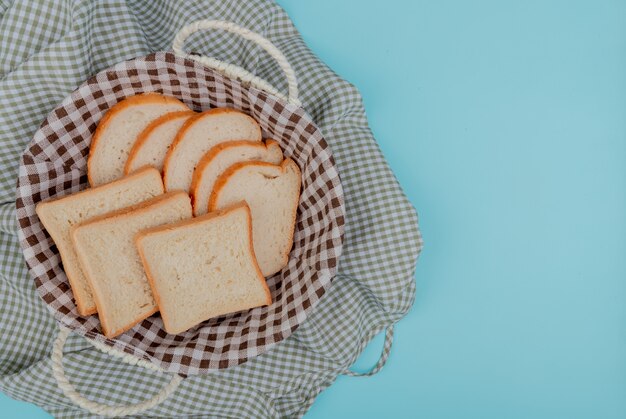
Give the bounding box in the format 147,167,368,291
36,167,163,316
136,202,271,334
87,93,188,186
124,110,195,175
189,139,280,214
162,108,262,191
71,192,188,338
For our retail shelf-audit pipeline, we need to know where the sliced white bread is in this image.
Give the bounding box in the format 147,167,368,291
163,108,262,193
136,203,271,335
190,140,283,216
124,110,195,175
208,159,301,277
88,93,189,186
71,192,192,338
35,167,164,315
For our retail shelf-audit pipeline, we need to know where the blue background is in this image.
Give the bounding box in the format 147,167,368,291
2,0,625,417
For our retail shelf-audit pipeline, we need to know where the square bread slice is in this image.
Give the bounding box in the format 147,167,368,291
208,159,301,277
36,167,164,315
72,192,192,338
136,203,271,335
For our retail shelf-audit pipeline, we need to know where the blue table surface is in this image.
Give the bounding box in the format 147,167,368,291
2,0,625,417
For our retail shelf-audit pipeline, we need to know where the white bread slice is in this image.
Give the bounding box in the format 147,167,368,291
190,140,283,216
124,111,195,175
35,167,164,315
136,203,271,335
208,159,301,277
71,192,192,338
88,93,189,186
163,109,262,193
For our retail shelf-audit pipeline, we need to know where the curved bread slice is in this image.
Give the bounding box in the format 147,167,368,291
124,111,195,175
35,167,164,315
136,203,271,335
88,93,189,186
191,140,283,216
208,159,301,277
72,192,192,338
163,108,262,193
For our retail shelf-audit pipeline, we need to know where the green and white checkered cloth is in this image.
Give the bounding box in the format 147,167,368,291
0,0,422,417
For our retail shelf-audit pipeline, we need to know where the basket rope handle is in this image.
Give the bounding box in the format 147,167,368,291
52,325,183,417
172,20,301,106
343,326,394,377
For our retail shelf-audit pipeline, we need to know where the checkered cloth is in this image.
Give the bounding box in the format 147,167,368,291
17,51,346,375
0,0,422,417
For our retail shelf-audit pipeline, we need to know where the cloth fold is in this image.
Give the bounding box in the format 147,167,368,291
0,0,421,417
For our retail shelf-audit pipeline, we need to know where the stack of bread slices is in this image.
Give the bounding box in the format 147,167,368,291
37,93,301,338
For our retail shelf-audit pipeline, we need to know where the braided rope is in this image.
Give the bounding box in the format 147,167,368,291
87,338,165,374
52,326,183,417
172,20,301,106
343,326,394,377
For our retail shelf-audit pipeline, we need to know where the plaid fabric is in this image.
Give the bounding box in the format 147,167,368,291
0,0,422,417
17,51,346,375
